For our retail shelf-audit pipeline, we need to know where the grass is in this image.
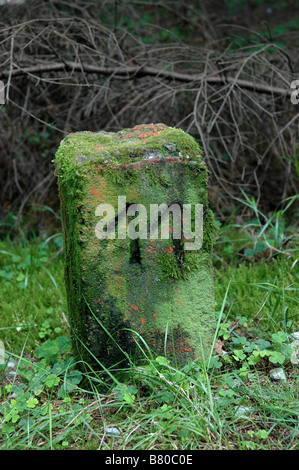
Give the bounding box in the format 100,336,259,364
0,234,67,352
0,201,298,450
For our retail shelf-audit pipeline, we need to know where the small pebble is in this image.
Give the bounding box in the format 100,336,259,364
234,405,252,417
288,332,299,341
7,361,16,369
290,340,299,365
269,368,287,383
104,427,121,437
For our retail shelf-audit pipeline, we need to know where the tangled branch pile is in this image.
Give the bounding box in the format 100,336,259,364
0,0,298,232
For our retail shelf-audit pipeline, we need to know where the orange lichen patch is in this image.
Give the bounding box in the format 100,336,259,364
133,123,166,131
141,131,153,137
146,245,156,253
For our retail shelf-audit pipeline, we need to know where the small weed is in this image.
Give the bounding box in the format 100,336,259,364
0,335,85,449
214,190,299,265
216,315,297,373
0,233,67,352
0,232,63,290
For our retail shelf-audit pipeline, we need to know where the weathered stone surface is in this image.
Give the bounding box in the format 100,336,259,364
54,123,216,370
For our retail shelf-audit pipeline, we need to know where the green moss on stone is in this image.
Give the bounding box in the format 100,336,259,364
54,123,216,370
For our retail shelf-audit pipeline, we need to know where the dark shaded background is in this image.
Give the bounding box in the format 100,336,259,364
0,0,298,236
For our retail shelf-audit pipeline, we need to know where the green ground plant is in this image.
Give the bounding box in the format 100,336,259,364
0,228,67,352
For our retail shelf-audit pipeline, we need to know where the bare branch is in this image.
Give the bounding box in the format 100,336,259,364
0,61,293,97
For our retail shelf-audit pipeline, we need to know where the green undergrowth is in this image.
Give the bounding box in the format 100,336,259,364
215,256,298,335
0,233,68,352
0,201,298,450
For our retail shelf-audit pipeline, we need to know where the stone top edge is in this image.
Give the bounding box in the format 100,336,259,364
54,123,205,168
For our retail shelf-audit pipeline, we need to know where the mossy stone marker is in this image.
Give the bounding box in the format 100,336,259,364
54,124,216,370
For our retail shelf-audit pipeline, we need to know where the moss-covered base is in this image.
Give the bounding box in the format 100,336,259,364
54,124,217,370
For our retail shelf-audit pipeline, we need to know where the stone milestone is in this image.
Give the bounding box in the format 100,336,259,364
54,123,216,370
